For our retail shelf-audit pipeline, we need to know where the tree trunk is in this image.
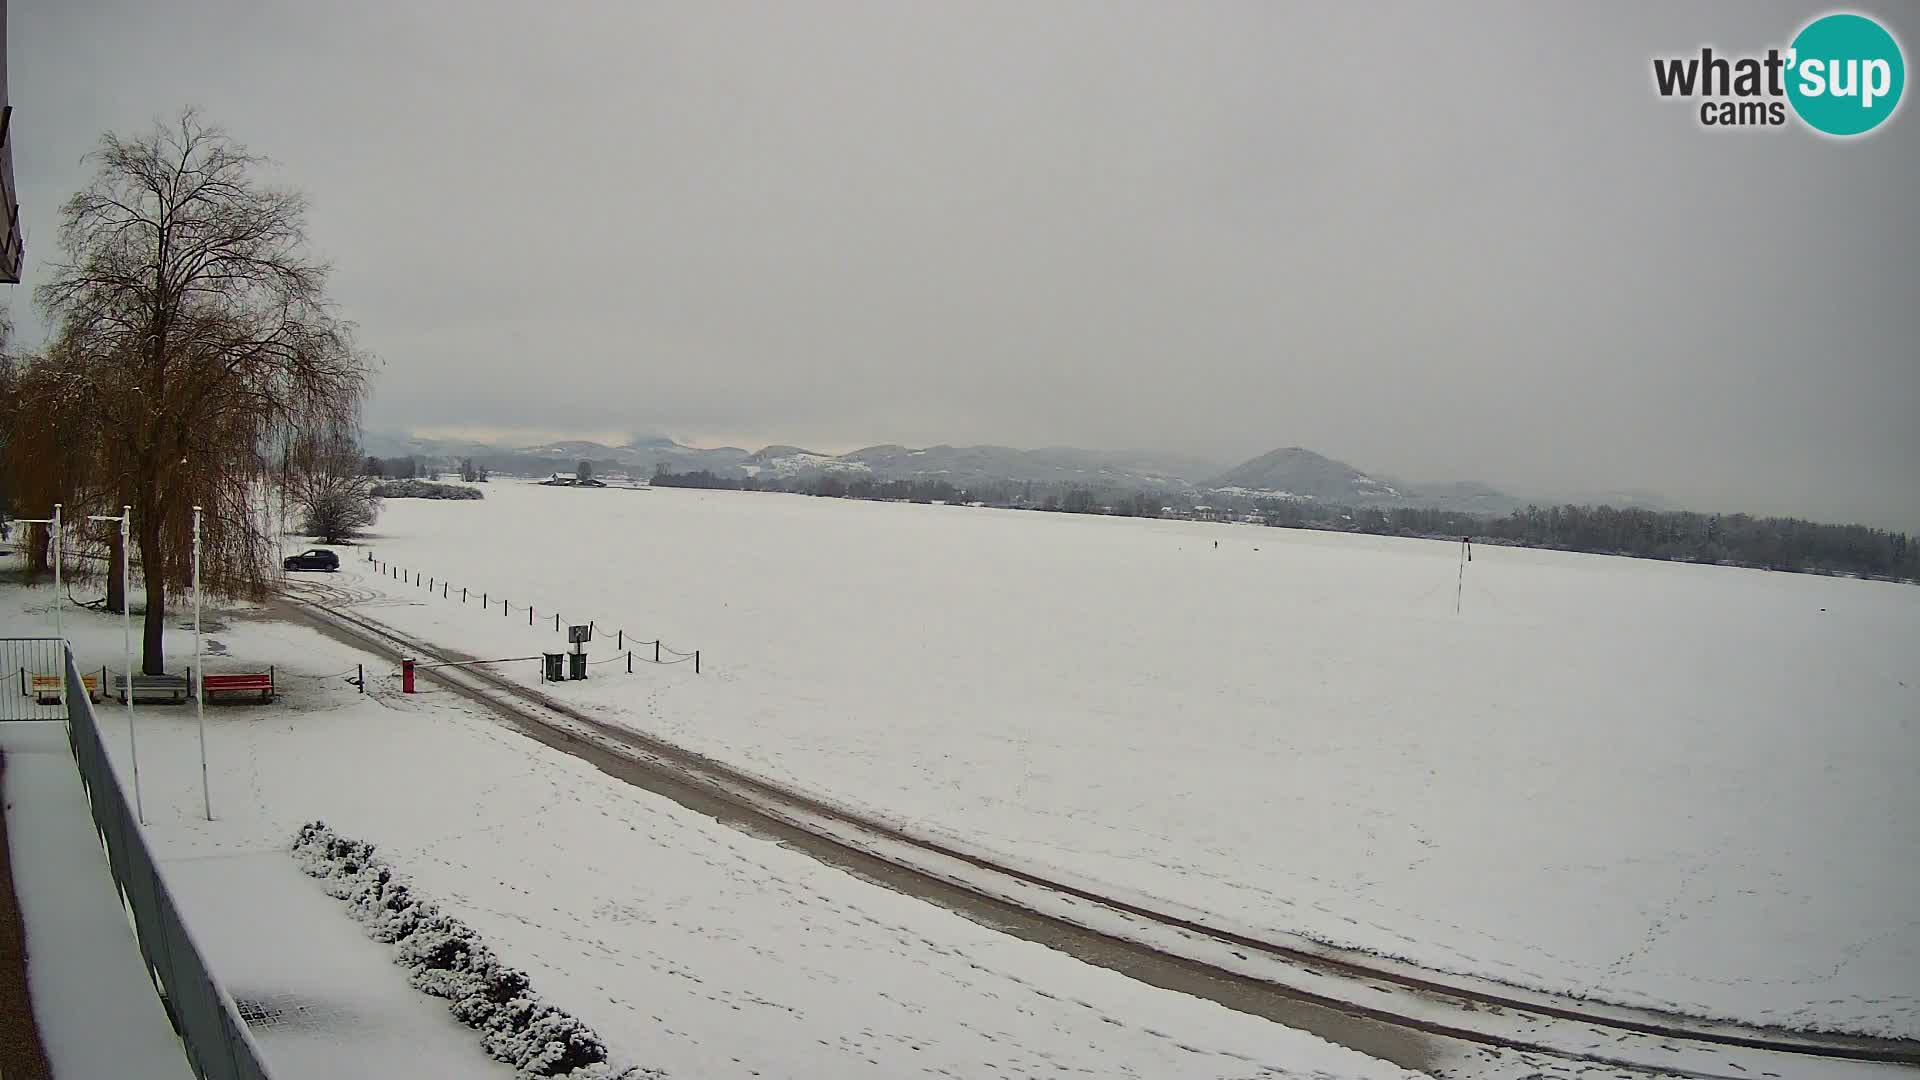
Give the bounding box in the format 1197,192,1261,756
138,516,167,675
106,531,126,613
26,528,49,577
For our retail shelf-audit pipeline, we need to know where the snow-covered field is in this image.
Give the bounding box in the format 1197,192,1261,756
0,576,1418,1079
333,479,1918,1038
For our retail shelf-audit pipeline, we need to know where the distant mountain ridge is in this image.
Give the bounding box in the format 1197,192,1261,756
363,431,1660,515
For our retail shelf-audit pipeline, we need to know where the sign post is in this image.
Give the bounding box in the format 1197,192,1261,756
567,624,591,680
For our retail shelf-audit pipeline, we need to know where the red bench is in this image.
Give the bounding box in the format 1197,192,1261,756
201,669,276,702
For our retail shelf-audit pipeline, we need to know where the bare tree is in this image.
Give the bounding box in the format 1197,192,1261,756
290,421,380,543
33,109,370,673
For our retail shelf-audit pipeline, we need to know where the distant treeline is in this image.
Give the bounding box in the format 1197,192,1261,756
651,468,1919,583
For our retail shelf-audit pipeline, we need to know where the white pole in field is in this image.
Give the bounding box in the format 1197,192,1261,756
92,507,142,824
193,506,210,820
1455,538,1467,615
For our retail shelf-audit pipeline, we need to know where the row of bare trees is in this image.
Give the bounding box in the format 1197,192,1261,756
2,110,375,673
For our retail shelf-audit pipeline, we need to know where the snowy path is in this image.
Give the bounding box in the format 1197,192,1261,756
0,721,194,1080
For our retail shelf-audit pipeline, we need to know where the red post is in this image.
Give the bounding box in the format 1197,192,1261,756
402,658,416,694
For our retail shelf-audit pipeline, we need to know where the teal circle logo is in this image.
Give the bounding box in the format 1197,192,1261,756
1786,13,1905,136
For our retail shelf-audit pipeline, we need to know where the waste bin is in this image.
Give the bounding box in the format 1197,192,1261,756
542,652,564,682
568,651,587,680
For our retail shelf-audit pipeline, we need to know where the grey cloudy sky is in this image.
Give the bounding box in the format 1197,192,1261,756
9,2,1917,528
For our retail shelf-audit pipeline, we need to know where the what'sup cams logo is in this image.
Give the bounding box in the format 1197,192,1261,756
1653,11,1905,136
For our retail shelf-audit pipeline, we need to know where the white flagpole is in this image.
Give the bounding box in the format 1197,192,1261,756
194,506,210,820
51,504,63,648
93,507,142,824
15,508,67,709
123,507,141,824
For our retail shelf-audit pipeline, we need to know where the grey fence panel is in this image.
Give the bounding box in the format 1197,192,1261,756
63,647,276,1080
0,637,68,720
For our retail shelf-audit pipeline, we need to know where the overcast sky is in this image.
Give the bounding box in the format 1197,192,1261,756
9,2,1917,527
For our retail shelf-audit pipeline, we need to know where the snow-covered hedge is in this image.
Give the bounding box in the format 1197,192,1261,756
369,479,485,500
291,822,659,1079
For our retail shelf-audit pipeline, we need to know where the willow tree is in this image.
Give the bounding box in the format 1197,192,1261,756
34,109,368,673
1,340,118,587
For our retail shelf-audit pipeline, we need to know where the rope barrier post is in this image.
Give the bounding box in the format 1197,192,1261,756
695,650,700,675
627,651,632,674
616,629,622,650
402,658,416,694
358,663,364,693
443,582,448,599
555,613,560,632
654,640,661,663
462,587,467,603
529,606,534,626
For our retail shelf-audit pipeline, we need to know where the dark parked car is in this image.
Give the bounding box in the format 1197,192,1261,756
283,549,340,572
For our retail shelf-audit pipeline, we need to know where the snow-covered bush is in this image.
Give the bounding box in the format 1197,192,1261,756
369,479,485,500
291,822,661,1079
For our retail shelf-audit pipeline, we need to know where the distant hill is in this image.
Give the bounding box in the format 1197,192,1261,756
833,444,1217,489
1208,447,1401,502
370,431,1670,516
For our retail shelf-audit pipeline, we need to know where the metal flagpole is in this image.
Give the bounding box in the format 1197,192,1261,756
51,504,63,648
13,507,66,705
193,506,210,820
92,507,142,824
52,504,63,714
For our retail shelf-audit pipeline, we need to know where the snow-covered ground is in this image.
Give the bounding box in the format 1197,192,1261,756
331,479,1918,1038
0,575,1419,1079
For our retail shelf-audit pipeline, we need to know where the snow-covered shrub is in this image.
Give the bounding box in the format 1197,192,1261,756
291,822,656,1079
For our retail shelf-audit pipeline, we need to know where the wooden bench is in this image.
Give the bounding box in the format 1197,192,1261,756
112,673,190,704
201,670,276,703
29,673,102,705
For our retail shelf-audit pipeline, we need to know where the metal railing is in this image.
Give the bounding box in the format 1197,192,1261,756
62,647,276,1080
1,637,68,721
